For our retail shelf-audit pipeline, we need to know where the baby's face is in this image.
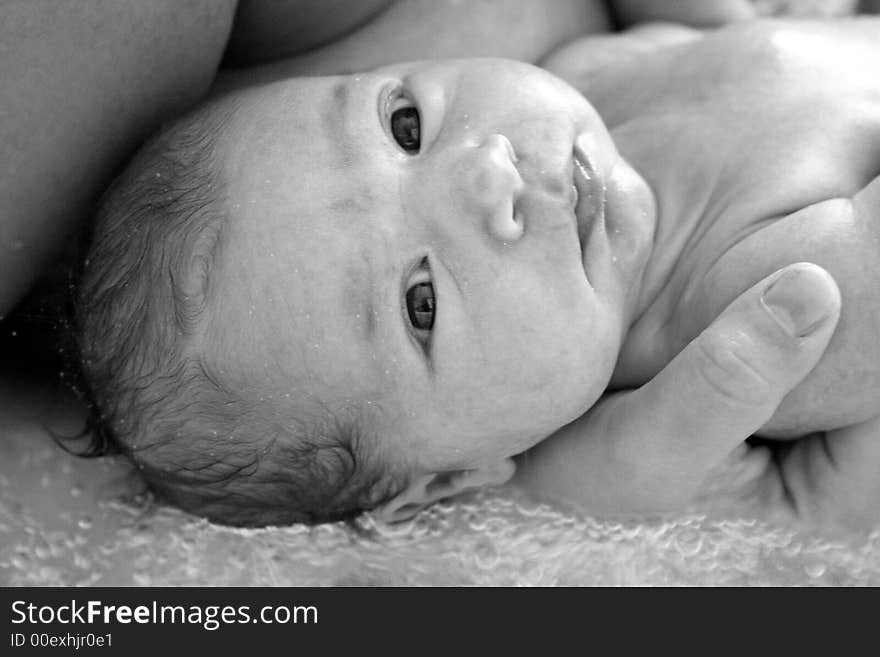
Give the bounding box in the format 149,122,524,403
209,59,655,475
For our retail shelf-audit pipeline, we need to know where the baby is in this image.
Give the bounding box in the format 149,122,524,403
74,17,880,526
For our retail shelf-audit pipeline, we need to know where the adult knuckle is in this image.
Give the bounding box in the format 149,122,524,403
693,331,780,408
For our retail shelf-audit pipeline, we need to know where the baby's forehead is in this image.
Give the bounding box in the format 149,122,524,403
230,75,368,164
219,78,386,217
213,182,387,387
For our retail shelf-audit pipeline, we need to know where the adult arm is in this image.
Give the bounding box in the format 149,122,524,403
218,0,756,91
0,0,236,318
216,0,609,91
609,0,754,27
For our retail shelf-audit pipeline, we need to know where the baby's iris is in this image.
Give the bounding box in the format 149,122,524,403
406,282,435,331
391,106,420,153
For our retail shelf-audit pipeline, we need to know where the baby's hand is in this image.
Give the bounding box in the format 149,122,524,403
515,263,842,520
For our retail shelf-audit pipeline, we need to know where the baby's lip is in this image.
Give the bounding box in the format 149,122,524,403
572,138,605,270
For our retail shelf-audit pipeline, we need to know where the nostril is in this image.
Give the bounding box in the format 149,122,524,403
484,133,518,164
468,134,523,199
498,134,518,163
476,135,524,243
454,134,526,243
492,202,524,243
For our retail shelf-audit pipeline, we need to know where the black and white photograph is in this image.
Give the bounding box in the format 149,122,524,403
2,0,879,611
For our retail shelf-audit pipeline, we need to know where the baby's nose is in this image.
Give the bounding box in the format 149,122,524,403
458,134,524,242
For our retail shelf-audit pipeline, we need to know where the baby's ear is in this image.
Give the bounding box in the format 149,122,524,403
372,459,516,524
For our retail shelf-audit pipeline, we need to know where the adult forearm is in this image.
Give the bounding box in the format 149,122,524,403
0,0,235,317
610,0,754,28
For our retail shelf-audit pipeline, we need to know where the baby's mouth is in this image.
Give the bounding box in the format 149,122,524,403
571,141,605,275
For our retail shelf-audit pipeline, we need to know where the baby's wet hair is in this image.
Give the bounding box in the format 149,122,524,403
74,97,400,526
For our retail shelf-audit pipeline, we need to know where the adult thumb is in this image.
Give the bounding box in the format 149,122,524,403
614,262,841,475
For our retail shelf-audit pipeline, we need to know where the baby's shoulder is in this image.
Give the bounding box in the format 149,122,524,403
671,18,880,111
589,18,880,161
697,17,880,76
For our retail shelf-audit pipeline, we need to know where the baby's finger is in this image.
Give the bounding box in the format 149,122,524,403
612,263,841,498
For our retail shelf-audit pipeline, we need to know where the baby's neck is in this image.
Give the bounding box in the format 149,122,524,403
609,153,714,389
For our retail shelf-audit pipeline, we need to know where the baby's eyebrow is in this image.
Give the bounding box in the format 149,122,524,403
328,187,376,216
324,79,362,170
342,247,377,346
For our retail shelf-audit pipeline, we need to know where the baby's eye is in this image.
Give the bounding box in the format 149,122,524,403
390,98,421,154
406,281,435,332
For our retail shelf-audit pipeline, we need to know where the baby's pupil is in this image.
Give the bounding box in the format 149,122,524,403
406,282,434,330
391,107,420,152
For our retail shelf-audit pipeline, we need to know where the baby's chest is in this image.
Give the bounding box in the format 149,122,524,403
656,65,880,232
623,22,880,205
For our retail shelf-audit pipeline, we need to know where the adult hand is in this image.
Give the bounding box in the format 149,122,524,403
515,263,848,525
